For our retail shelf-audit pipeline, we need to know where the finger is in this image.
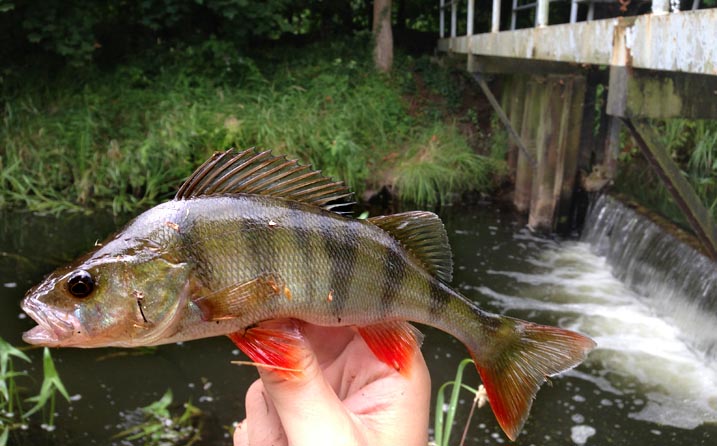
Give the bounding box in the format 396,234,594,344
244,378,287,446
343,342,431,446
233,420,248,446
257,322,363,445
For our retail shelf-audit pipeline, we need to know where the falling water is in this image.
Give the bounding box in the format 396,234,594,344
582,194,717,362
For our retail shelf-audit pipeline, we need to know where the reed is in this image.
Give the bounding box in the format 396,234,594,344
432,358,487,446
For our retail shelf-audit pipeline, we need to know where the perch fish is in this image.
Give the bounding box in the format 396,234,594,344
21,148,595,440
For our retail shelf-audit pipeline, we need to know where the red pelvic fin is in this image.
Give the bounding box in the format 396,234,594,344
227,319,307,378
471,320,596,441
357,321,424,377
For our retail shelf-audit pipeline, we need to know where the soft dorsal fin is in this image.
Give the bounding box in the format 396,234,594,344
176,148,354,214
368,211,453,283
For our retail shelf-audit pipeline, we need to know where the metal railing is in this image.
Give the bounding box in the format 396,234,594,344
439,0,707,36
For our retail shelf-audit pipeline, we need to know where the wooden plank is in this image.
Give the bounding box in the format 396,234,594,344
514,79,542,212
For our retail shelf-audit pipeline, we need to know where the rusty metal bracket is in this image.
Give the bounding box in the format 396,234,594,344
473,73,537,169
622,118,717,260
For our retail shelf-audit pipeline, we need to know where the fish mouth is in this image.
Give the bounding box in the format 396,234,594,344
21,298,78,347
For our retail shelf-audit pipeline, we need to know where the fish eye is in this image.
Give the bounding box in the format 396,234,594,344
67,270,94,298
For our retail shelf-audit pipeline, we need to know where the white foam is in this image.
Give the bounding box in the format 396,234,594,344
476,240,717,429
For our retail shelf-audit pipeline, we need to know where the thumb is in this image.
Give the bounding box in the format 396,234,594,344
255,320,363,446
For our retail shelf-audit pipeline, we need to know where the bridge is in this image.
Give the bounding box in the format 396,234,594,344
437,1,717,257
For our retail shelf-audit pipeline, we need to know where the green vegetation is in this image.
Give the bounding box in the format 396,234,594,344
615,119,717,228
114,389,202,446
0,338,70,445
1,37,505,214
432,358,487,446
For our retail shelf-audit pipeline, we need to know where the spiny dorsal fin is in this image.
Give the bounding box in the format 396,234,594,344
368,211,453,283
176,148,354,214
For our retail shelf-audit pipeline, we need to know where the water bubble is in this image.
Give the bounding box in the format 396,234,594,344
3,282,17,288
570,425,596,445
572,413,585,423
573,394,586,403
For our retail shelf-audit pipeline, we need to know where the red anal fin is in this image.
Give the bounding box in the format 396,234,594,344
358,321,424,377
227,319,307,378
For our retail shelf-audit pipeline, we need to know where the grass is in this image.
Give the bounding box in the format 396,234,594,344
0,37,505,214
395,123,505,205
432,358,488,446
0,338,70,445
114,389,202,446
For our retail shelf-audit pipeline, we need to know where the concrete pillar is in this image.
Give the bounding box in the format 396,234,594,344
514,79,541,213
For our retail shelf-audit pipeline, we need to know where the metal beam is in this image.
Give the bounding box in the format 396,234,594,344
622,119,717,260
473,73,537,168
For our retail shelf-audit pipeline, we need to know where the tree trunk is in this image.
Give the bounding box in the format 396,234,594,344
373,0,393,72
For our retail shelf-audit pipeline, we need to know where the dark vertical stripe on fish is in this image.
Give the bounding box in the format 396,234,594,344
286,201,316,301
180,220,212,284
245,218,275,278
429,280,450,315
379,242,406,317
323,221,358,322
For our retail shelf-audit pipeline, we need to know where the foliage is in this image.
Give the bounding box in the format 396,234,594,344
0,0,444,71
615,119,717,227
1,37,504,213
0,339,70,445
114,389,202,446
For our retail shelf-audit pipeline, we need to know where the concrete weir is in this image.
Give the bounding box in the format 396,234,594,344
438,4,717,253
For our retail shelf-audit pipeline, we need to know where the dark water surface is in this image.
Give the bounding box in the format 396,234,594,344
1,203,715,445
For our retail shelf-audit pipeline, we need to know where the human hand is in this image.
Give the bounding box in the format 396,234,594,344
233,320,431,446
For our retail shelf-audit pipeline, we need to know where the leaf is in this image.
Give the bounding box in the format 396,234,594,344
23,348,70,418
0,427,8,446
0,338,31,375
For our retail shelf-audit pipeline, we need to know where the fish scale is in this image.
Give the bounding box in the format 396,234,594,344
21,148,596,441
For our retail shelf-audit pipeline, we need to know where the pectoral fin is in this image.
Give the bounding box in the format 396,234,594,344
193,273,285,321
228,319,306,378
357,321,424,377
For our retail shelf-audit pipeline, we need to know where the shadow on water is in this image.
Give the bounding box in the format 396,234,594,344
1,199,715,445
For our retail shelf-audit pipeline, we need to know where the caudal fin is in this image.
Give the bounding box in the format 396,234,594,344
470,318,596,441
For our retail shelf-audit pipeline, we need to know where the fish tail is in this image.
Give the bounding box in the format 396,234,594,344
463,308,595,440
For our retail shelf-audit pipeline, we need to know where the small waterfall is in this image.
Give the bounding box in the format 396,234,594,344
582,194,717,362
